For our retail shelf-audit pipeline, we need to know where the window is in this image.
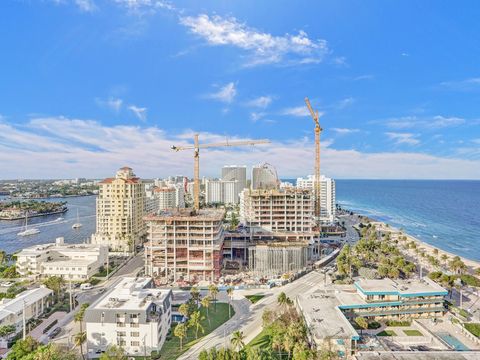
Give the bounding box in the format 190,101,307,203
130,323,139,328
131,341,140,346
117,340,126,346
117,331,126,336
130,332,140,337
116,322,125,327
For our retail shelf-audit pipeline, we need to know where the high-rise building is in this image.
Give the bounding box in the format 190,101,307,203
154,184,185,210
144,209,225,283
222,165,247,202
296,175,336,223
251,163,279,190
205,179,237,205
92,167,146,253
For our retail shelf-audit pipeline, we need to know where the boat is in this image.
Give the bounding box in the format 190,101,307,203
17,213,40,236
72,209,82,229
55,217,64,222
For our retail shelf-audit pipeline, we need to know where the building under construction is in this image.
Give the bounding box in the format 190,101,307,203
248,241,309,278
144,208,224,284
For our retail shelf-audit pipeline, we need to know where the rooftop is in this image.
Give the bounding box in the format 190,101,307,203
144,208,225,221
355,277,448,297
297,288,360,341
17,240,104,255
0,287,52,321
92,277,170,311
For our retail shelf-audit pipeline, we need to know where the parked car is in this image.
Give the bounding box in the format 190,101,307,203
80,283,92,290
49,327,61,339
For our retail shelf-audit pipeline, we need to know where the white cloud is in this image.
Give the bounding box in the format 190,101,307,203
331,128,360,135
1,117,480,179
440,77,480,91
205,82,237,103
179,14,329,66
96,97,123,112
336,97,355,109
246,96,272,109
385,132,420,146
113,0,175,12
250,112,266,122
128,105,147,121
280,106,322,118
75,0,97,12
383,115,465,129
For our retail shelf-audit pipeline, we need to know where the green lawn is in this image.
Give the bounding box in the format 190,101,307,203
377,330,397,336
403,329,423,336
465,323,480,338
245,294,265,304
247,327,272,349
156,302,234,360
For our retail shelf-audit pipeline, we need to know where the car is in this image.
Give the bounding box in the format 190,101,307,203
80,283,93,290
1,282,13,287
49,327,61,339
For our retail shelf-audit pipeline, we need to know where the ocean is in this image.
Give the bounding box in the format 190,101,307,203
0,195,96,254
1,181,479,262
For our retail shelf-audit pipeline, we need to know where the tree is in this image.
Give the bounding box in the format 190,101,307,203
475,268,480,277
441,254,449,267
22,343,79,360
190,287,201,306
201,296,211,325
355,317,368,335
229,212,239,230
208,284,219,311
42,276,65,302
188,311,205,339
74,332,87,360
271,333,284,359
226,287,234,318
174,323,187,350
230,330,245,351
6,336,39,360
178,303,190,320
277,292,290,309
0,324,16,338
99,345,127,360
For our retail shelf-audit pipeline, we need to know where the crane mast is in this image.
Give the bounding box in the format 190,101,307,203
171,135,270,210
304,97,323,226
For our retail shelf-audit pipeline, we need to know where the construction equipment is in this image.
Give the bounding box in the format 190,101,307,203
304,97,323,225
171,134,270,210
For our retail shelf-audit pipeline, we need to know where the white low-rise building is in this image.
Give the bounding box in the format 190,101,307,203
0,287,53,346
16,237,108,281
85,277,172,358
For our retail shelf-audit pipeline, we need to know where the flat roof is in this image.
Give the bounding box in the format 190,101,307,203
0,287,52,321
144,208,225,221
17,242,103,255
297,288,360,342
355,277,448,297
91,277,170,311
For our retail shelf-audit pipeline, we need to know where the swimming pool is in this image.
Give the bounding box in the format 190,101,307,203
436,332,470,351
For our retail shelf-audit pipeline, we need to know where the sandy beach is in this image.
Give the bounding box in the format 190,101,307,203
369,220,480,273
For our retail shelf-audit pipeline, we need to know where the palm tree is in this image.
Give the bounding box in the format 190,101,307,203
208,284,219,311
226,287,234,318
42,276,65,303
441,254,448,268
277,292,288,309
230,330,245,351
271,333,284,359
188,311,205,339
74,331,87,360
178,303,190,320
174,323,187,350
200,296,211,325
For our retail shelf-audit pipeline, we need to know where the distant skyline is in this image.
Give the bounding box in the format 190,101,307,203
1,1,480,179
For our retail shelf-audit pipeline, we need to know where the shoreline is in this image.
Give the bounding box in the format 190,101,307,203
342,208,480,273
0,208,68,221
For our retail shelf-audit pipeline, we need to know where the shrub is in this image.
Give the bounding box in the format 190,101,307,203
368,321,381,329
385,320,411,327
465,323,480,338
459,275,480,287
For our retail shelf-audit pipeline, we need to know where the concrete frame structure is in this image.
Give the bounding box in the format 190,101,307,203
144,208,225,284
85,277,172,358
92,167,146,253
16,237,108,281
248,242,309,277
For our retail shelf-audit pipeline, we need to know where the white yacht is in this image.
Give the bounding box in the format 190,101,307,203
72,209,82,229
17,213,40,236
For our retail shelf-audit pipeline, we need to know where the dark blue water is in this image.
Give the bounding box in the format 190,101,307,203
336,180,480,262
282,179,480,261
0,196,96,254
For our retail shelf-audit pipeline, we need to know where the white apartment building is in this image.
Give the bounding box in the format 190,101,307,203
92,167,146,253
16,237,108,281
205,179,237,205
0,287,53,345
85,277,172,358
296,175,336,223
153,184,185,210
251,163,279,190
239,188,315,238
222,165,247,202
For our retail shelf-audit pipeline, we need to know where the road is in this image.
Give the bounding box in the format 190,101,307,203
178,269,326,359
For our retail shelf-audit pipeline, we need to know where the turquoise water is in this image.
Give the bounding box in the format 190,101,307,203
436,332,470,351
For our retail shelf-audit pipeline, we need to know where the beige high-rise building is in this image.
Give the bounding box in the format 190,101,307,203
92,167,146,253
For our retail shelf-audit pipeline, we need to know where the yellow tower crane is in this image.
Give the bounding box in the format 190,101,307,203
304,97,323,226
171,134,270,210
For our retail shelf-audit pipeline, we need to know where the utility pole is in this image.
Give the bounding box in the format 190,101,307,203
22,300,26,340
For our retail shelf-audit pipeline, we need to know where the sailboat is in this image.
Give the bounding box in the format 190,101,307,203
72,209,82,229
17,213,40,236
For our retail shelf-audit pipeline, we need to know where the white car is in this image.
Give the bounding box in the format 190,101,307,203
80,283,93,290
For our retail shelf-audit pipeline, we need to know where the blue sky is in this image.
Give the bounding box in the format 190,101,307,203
1,0,480,179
